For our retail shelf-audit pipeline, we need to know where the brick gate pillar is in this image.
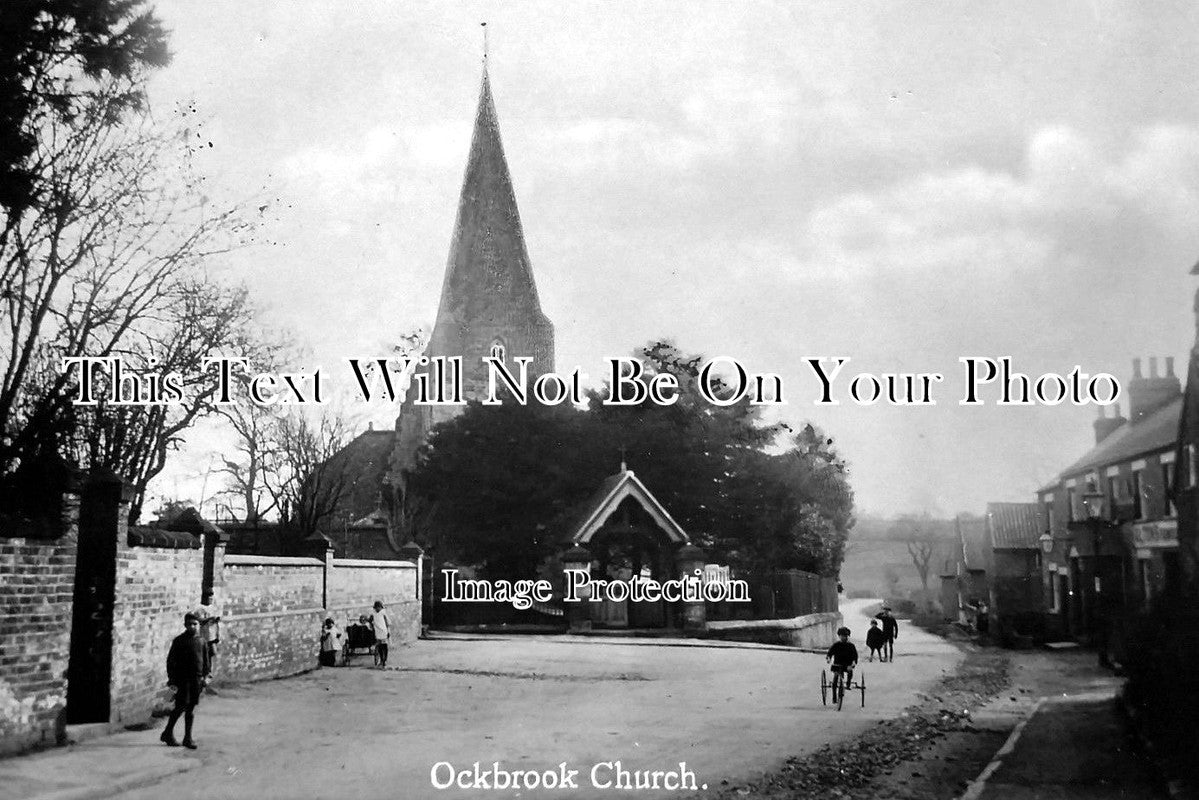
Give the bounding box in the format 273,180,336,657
675,544,707,634
562,545,592,633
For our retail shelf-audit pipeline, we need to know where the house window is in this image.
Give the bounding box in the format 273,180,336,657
1106,476,1118,521
1188,444,1198,489
1163,461,1176,517
1050,572,1063,613
1140,559,1152,605
1131,470,1144,520
1066,487,1075,522
1043,500,1054,534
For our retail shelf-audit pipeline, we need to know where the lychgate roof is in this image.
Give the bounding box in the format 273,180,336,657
565,468,690,546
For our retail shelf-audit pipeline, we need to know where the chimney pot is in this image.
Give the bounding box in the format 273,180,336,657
1133,358,1143,379
1167,356,1176,378
1150,356,1159,378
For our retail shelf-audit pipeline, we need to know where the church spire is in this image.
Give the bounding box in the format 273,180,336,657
393,47,556,487
430,61,551,348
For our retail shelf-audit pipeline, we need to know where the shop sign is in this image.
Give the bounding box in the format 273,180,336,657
1130,520,1178,549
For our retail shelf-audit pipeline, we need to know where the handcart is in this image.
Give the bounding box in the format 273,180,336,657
342,622,379,665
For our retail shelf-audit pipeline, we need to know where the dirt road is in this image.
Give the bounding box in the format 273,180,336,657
109,599,957,799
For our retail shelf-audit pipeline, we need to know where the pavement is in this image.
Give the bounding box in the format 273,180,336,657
0,599,960,800
0,730,199,800
959,652,1166,800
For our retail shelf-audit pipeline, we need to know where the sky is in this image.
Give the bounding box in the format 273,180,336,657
143,1,1199,518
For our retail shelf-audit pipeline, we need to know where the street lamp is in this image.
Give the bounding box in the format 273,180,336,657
1039,531,1054,554
1079,482,1114,667
1081,484,1105,590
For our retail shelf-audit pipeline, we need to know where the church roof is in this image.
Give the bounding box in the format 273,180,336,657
564,467,690,545
435,68,547,334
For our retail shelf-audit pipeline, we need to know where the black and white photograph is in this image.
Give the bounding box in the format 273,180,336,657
1,2,1197,798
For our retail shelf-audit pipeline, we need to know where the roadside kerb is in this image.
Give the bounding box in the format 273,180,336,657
957,696,1047,800
1119,686,1190,800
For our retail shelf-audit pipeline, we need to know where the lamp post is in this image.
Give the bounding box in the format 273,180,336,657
1080,484,1113,667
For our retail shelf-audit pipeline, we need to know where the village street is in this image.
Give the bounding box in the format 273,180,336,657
1,600,959,800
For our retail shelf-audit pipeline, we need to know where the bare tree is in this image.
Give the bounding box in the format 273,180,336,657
264,408,355,541
213,402,281,525
888,512,947,592
0,78,262,518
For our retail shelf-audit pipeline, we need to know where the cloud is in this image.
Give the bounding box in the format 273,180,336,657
797,124,1199,284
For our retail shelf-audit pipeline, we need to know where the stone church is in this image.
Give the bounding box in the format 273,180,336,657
328,64,556,538
393,64,556,470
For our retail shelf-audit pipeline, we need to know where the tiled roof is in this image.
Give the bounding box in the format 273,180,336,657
986,502,1041,549
1055,396,1181,480
958,516,989,572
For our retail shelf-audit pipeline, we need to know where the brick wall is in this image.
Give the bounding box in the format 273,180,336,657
327,557,420,644
0,497,78,755
109,536,203,724
217,555,326,682
2,503,423,755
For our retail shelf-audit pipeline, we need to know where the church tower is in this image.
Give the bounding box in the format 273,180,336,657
393,65,556,471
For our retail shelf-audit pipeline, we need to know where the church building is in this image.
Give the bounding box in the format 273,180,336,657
326,64,556,537
392,64,556,472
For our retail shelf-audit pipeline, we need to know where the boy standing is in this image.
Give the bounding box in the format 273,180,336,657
161,612,211,749
875,606,899,661
370,601,391,668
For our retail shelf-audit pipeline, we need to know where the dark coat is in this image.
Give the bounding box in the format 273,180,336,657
826,641,858,668
866,626,886,649
167,631,210,692
875,612,899,639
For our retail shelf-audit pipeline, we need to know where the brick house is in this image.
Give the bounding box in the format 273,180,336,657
1176,293,1199,598
984,502,1042,640
941,515,989,628
1035,357,1182,645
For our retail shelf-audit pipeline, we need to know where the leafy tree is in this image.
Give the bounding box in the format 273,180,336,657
406,341,855,580
0,0,169,229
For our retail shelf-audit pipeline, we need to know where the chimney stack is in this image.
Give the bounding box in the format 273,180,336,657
1128,356,1181,424
1094,402,1126,444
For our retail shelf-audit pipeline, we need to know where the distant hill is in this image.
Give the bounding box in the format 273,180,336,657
839,515,959,599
